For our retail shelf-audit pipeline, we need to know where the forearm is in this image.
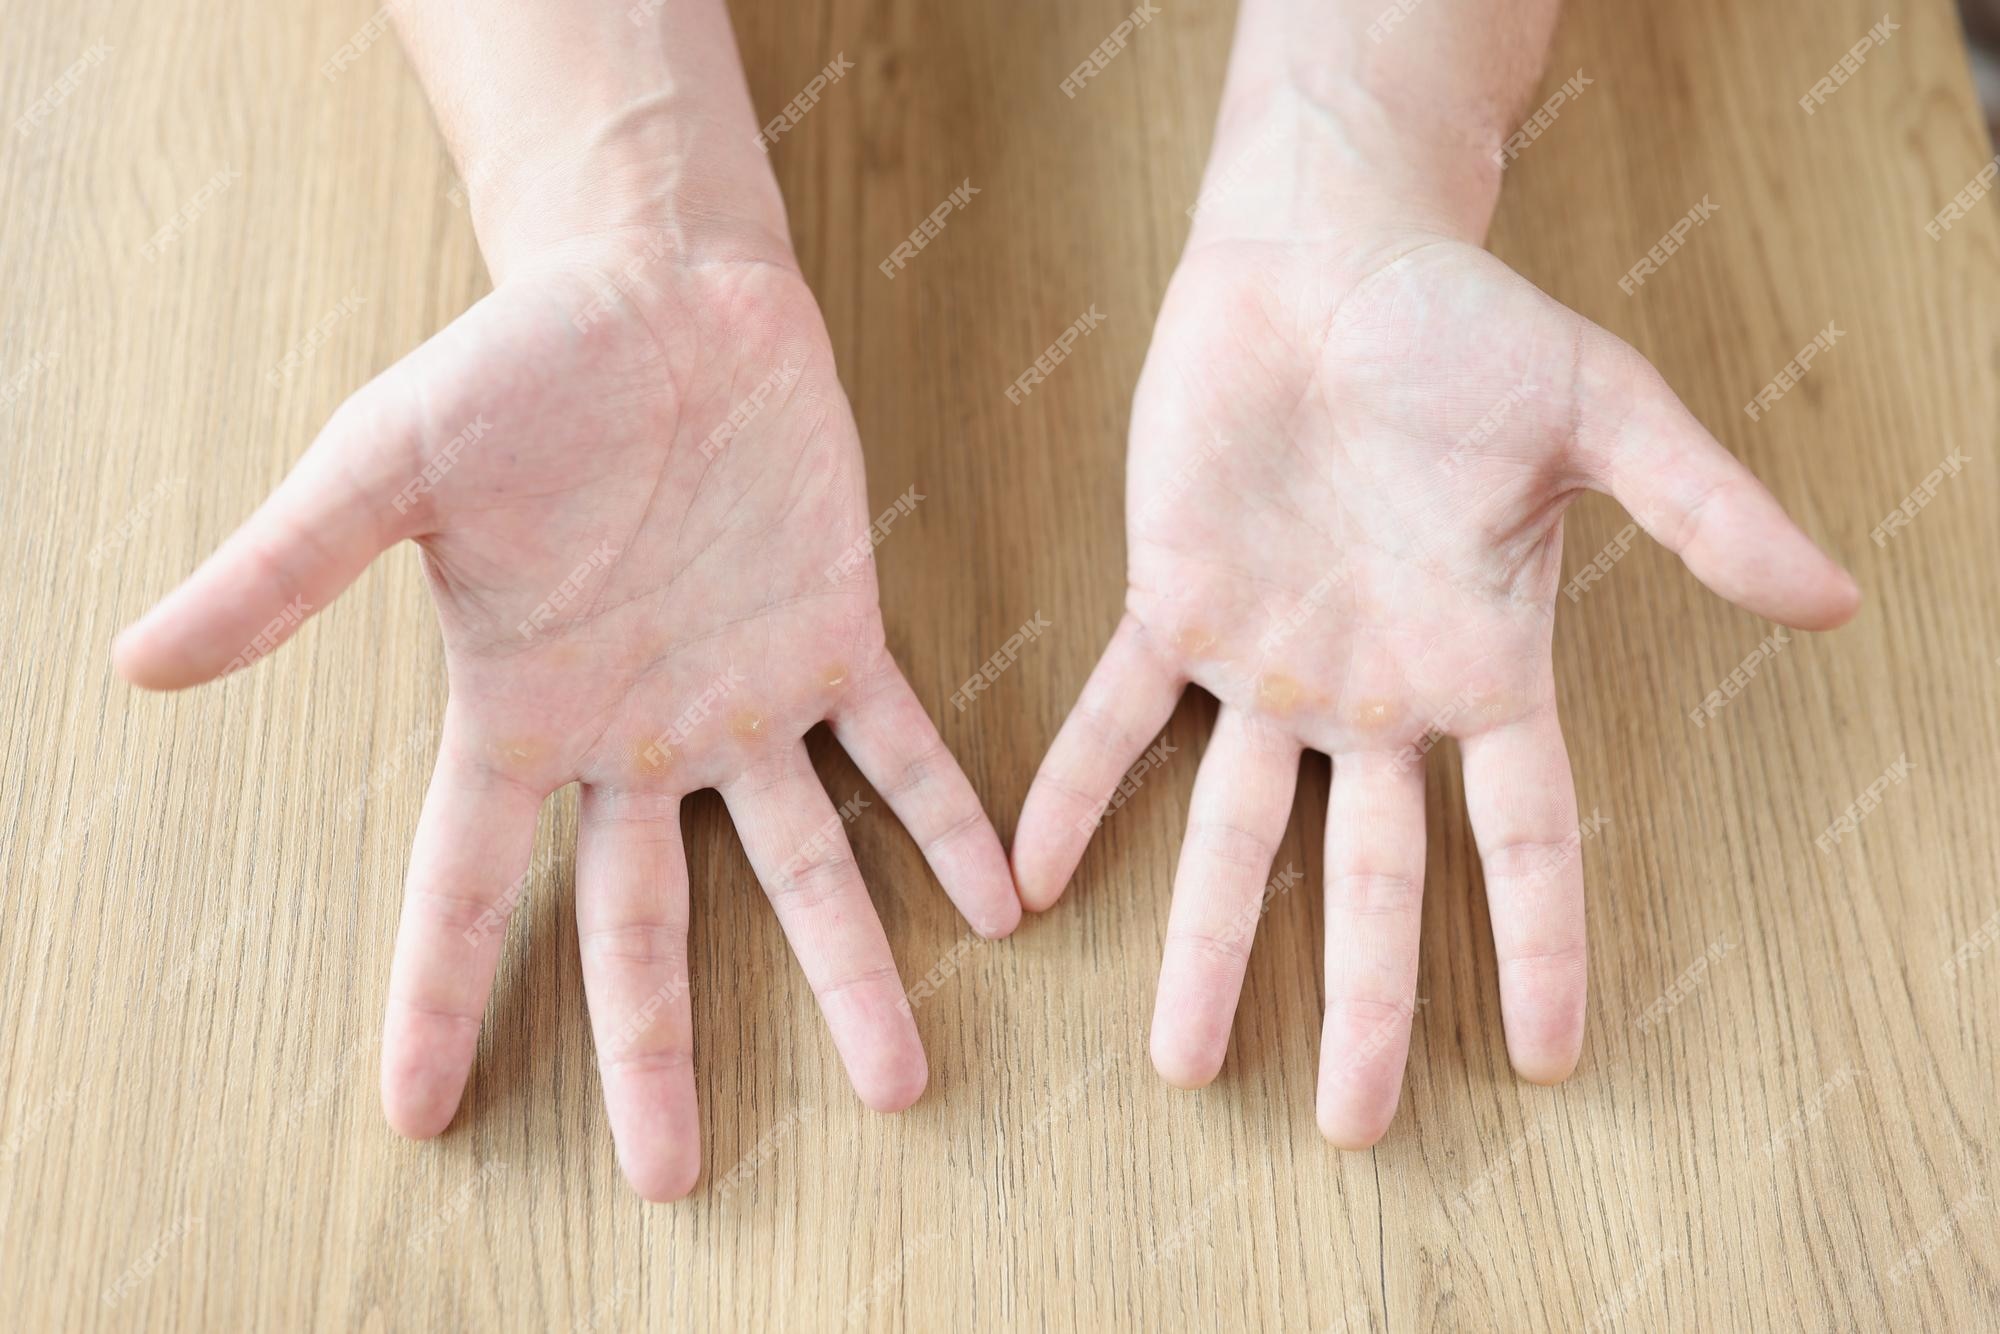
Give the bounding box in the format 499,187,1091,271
391,0,793,280
1187,0,1562,251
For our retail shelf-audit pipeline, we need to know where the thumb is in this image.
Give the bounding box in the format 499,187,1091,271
113,352,449,691
1573,333,1861,631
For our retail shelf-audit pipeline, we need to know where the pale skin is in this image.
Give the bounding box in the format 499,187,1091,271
114,0,1860,1197
1013,0,1859,1144
114,0,1020,1202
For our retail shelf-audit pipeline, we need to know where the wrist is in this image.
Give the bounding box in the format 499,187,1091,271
453,101,798,281
1183,0,1562,264
1184,74,1506,262
393,0,797,282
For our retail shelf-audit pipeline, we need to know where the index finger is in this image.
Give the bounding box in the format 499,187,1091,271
1011,613,1184,911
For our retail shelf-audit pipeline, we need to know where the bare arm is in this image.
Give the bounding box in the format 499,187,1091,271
391,0,792,279
1190,0,1563,250
1014,0,1857,1146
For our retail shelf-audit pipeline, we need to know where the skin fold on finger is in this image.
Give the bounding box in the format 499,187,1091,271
1011,612,1185,912
576,784,700,1202
1316,749,1428,1149
1574,338,1861,631
721,743,928,1113
1457,704,1588,1085
826,655,1021,940
380,734,548,1139
1149,707,1300,1088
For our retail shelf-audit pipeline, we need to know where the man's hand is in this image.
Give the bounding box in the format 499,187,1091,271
1011,2,1859,1148
113,0,1019,1202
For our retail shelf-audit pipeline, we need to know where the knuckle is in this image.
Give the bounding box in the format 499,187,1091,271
1163,927,1251,972
886,743,949,800
1501,941,1588,971
409,886,503,934
919,805,988,856
813,961,902,1004
1327,993,1418,1033
600,1045,696,1078
1186,818,1276,873
1327,871,1422,916
769,848,856,910
580,922,687,970
1070,702,1140,754
1480,837,1581,885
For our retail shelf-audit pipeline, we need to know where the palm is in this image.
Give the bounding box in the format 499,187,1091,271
1014,230,1859,1146
1127,238,1591,754
406,262,880,791
116,245,1020,1202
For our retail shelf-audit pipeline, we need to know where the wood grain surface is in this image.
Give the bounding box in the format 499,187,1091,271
4,0,1997,1329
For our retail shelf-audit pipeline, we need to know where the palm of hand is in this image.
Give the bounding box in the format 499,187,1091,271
116,246,1019,1201
409,259,881,790
1013,233,1858,1145
1127,238,1589,754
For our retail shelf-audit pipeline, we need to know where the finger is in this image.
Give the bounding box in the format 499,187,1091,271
111,331,468,690
380,738,548,1138
1576,337,1860,630
576,785,699,1202
1149,707,1300,1088
1458,705,1587,1084
1316,750,1428,1148
827,657,1021,940
722,745,927,1112
1012,612,1184,911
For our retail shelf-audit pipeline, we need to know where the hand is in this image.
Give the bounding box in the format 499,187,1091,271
113,229,1021,1200
1010,225,1859,1145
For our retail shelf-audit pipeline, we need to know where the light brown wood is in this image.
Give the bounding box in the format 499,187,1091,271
5,0,1997,1328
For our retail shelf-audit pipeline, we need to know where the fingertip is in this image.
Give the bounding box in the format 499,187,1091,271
1149,1029,1223,1090
1008,847,1070,914
1316,1096,1393,1150
1790,565,1861,632
381,1077,460,1141
1505,1022,1583,1086
959,845,1024,938
113,605,251,692
1667,483,1867,633
1495,968,1586,1088
597,1060,703,1206
1316,1026,1407,1149
111,620,181,691
1510,1046,1581,1087
856,1050,929,1114
844,1017,928,1113
620,1140,702,1203
1590,359,1868,637
111,625,146,685
380,1025,472,1140
1833,567,1863,619
1752,531,1861,631
972,891,1023,940
1019,884,1067,915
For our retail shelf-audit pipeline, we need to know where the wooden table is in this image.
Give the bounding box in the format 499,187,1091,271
5,0,1996,1328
